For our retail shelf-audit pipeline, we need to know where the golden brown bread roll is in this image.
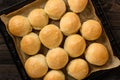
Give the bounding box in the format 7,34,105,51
67,58,89,80
20,32,41,55
80,20,102,40
28,8,49,30
44,70,65,80
25,54,48,78
60,12,81,36
8,15,32,37
64,34,86,57
44,0,66,20
46,47,68,69
85,43,109,66
39,24,63,49
68,0,88,13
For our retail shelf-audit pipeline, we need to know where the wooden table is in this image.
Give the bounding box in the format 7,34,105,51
0,0,120,80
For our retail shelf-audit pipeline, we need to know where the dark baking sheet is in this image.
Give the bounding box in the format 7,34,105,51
0,0,120,80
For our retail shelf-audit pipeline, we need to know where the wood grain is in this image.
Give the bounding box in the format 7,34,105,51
0,65,21,80
0,33,21,79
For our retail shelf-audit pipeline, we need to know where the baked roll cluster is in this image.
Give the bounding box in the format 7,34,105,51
8,0,109,80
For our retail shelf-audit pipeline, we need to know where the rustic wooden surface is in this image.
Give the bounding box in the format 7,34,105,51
0,0,120,80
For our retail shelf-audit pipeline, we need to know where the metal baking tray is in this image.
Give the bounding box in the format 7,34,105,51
0,0,120,80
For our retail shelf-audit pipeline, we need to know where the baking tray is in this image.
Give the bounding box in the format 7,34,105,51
0,0,120,80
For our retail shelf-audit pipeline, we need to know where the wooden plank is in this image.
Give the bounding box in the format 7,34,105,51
0,33,6,44
100,0,120,28
0,21,23,79
0,0,22,10
0,65,21,80
112,30,120,44
0,33,14,64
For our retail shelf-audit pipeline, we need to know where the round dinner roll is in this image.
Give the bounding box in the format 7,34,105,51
64,34,86,57
60,12,81,36
44,70,65,80
80,20,102,40
67,59,89,80
44,0,66,20
85,43,109,66
20,32,41,55
46,47,68,69
28,8,49,30
39,24,63,49
25,54,48,78
68,0,88,13
8,15,32,37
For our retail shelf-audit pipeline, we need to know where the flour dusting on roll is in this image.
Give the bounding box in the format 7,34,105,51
64,34,86,57
67,59,89,80
28,8,49,30
44,0,66,20
44,70,65,80
68,0,88,13
46,47,68,69
85,43,109,66
20,32,41,55
80,20,102,40
8,15,32,37
60,12,81,36
39,24,63,49
25,54,48,78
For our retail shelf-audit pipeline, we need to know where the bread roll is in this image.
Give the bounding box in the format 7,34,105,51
20,32,41,55
44,70,65,80
68,0,88,13
25,54,48,78
85,43,109,66
60,12,81,36
28,8,49,30
67,59,89,80
39,24,63,49
80,20,102,40
44,0,66,20
64,34,86,57
8,15,32,37
46,47,68,69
